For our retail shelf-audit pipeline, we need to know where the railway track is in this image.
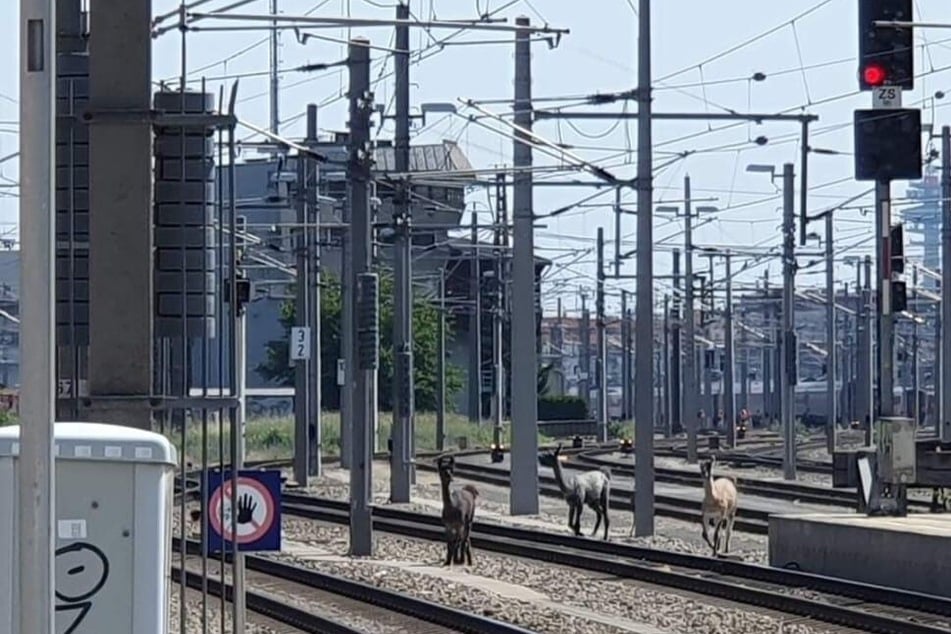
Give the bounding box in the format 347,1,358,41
418,457,772,533
172,538,534,634
572,449,937,513
280,494,951,634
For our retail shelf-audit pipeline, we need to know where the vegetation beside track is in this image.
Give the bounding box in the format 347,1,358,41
165,411,553,464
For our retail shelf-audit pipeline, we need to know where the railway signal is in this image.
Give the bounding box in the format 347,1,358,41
858,0,914,91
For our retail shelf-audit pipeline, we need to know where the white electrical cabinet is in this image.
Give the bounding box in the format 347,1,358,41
0,422,178,634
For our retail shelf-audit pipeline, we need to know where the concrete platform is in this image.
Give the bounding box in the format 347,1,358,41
768,513,951,598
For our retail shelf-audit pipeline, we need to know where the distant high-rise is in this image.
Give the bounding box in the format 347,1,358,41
903,167,941,288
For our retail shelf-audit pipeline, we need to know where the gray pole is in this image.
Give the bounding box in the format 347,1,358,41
510,15,539,515
494,171,508,444
232,308,249,631
878,179,896,419
662,294,669,431
704,259,716,419
390,2,412,503
614,186,622,278
580,292,590,411
741,348,750,412
781,163,797,480
825,211,837,454
469,212,482,423
912,265,920,425
340,173,353,467
18,0,56,628
683,176,698,463
671,250,682,435
622,290,632,421
597,227,608,441
723,252,736,448
436,270,446,451
294,148,311,487
634,0,655,536
348,37,374,555
493,225,505,447
306,104,322,477
269,0,280,133
942,126,951,441
858,257,873,438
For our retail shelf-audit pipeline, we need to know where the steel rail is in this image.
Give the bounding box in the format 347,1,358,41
171,565,365,634
281,495,951,634
175,538,536,634
425,458,772,533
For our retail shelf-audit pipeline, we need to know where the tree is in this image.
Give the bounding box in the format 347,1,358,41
256,271,464,412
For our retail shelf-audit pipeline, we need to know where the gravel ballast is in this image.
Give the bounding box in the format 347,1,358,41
277,518,839,634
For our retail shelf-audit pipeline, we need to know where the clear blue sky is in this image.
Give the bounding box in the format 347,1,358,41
4,0,951,315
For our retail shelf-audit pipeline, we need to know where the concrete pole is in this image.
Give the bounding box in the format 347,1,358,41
18,0,57,630
634,0,655,536
781,163,797,481
436,271,446,451
293,150,312,487
596,227,608,441
683,177,698,462
580,292,590,411
941,126,951,441
878,179,896,419
348,37,374,555
723,253,736,448
87,0,153,429
469,212,482,423
825,211,837,454
390,2,413,503
305,104,322,478
671,250,682,435
510,16,539,515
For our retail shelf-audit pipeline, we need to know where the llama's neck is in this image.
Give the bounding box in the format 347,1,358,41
439,470,454,508
551,455,571,494
702,472,715,498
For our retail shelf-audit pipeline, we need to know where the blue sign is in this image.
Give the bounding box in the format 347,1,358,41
206,469,282,553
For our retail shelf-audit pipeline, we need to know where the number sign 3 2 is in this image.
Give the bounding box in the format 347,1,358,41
289,326,311,360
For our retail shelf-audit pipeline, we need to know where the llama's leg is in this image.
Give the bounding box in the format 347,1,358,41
574,504,584,535
723,514,736,553
444,538,454,566
701,514,713,549
712,518,724,556
464,528,474,566
602,502,610,541
462,521,473,565
591,506,602,537
567,504,577,534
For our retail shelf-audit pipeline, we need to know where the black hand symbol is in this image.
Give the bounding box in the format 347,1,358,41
236,494,257,524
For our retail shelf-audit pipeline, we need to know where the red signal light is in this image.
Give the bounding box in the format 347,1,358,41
863,64,887,86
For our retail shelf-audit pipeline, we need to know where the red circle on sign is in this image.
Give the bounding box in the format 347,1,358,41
208,477,275,544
